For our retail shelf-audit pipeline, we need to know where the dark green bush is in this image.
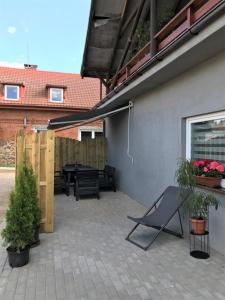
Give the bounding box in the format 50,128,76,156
26,164,41,231
2,160,34,252
1,160,41,252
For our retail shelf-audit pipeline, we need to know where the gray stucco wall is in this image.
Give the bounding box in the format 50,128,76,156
106,50,225,255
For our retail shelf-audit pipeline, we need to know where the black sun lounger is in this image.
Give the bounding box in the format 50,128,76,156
126,186,190,251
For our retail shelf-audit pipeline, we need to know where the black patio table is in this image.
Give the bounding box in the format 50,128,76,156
63,164,98,196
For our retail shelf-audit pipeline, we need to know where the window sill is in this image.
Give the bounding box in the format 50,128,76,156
197,185,225,196
49,100,64,103
4,98,19,101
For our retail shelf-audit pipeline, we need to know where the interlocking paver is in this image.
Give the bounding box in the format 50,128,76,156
0,190,225,299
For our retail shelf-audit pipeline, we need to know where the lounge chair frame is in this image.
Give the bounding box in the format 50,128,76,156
126,187,190,251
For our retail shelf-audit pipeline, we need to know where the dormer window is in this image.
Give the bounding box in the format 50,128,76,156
50,88,64,103
4,85,19,100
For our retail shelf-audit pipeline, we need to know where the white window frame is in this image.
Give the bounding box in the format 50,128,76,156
78,126,103,141
4,85,19,100
186,111,225,160
50,88,64,103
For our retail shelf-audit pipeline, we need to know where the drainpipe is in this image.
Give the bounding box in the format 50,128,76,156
23,116,27,128
126,101,134,164
100,79,103,100
103,120,106,137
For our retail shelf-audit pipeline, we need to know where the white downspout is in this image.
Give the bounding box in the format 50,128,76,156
127,101,134,164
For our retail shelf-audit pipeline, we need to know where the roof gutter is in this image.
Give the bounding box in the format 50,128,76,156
0,104,91,112
94,0,225,109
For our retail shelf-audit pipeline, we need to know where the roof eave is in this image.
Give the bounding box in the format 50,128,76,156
81,0,95,77
92,0,225,110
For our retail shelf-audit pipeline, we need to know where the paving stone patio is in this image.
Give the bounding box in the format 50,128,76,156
1,190,225,299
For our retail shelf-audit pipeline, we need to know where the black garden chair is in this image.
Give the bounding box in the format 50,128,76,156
74,170,100,201
54,170,66,194
99,165,116,192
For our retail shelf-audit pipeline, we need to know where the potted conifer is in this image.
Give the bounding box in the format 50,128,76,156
1,160,34,267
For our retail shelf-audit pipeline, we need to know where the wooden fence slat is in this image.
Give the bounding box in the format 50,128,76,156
45,130,54,233
55,138,60,173
31,132,40,199
15,129,25,176
59,138,63,171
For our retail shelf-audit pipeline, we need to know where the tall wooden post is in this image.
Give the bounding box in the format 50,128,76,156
15,129,55,233
45,130,55,233
150,0,157,57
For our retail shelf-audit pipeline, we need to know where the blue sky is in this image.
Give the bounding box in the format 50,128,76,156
0,0,91,73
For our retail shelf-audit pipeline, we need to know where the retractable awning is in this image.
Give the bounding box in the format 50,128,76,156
47,102,132,130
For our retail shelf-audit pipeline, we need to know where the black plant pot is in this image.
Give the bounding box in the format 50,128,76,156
30,226,40,248
7,246,30,268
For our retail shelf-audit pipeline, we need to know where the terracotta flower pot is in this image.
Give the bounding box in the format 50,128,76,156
193,175,221,188
191,218,207,235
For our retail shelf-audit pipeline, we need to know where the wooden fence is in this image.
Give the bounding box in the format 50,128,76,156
16,129,55,233
15,131,107,233
55,137,107,172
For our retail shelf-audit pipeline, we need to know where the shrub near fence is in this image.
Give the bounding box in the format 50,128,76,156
55,137,107,172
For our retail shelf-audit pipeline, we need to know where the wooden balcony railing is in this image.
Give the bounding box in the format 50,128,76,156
109,0,221,90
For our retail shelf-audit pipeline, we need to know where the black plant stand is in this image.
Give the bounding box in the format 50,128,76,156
190,230,210,259
189,212,210,259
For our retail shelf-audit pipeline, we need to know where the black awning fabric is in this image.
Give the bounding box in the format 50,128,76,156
48,105,124,130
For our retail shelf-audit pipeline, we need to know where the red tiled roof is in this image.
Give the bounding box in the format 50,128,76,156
0,66,102,109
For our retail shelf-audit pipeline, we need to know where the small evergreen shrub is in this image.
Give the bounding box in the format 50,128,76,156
2,160,41,251
26,164,41,232
2,160,34,252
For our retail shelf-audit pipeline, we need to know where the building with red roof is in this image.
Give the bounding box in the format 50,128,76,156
0,64,103,165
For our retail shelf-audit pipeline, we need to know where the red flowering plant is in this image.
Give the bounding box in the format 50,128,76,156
191,159,225,178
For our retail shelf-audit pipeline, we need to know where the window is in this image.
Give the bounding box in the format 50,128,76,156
95,132,103,138
186,112,225,163
50,88,63,103
81,131,92,140
5,85,19,100
79,128,103,141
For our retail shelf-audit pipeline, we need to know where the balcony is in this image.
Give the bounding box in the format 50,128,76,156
109,0,222,91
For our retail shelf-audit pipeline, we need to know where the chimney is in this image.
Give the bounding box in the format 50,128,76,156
24,64,38,70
